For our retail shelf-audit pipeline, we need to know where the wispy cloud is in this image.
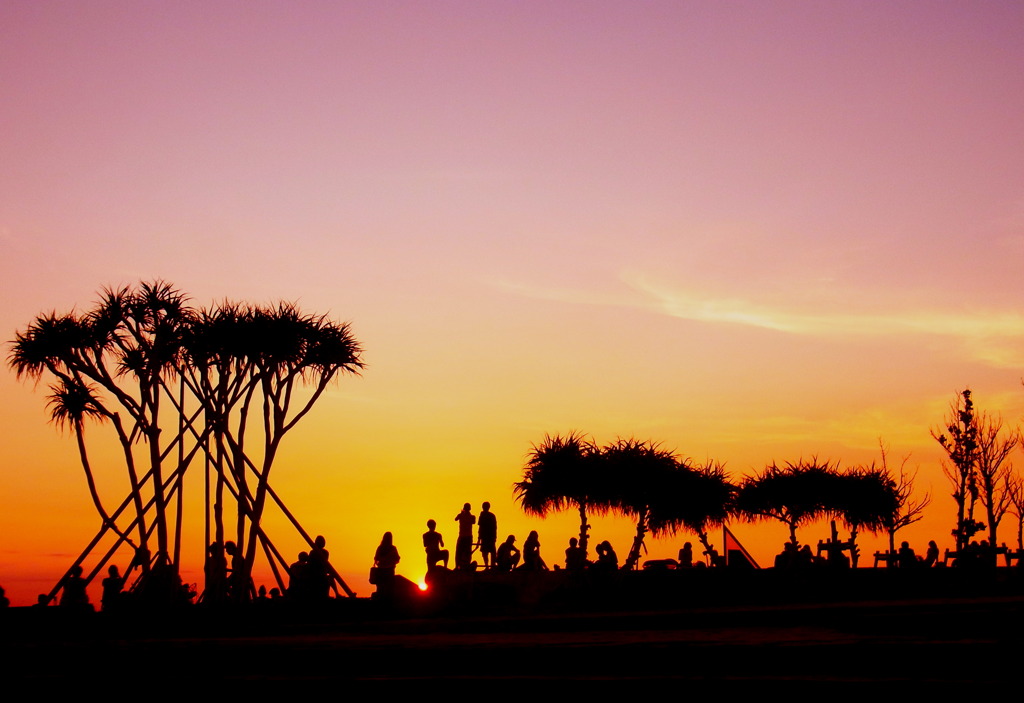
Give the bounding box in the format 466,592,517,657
623,271,1024,340
491,271,1024,368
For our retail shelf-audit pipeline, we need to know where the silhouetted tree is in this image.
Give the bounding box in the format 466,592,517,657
735,459,840,547
876,442,930,560
1006,473,1024,552
11,304,153,553
514,432,605,557
46,378,134,545
973,414,1018,548
601,438,681,570
932,389,983,552
835,466,901,567
10,281,364,602
648,460,735,565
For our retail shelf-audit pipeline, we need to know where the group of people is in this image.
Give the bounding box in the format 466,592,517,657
370,502,634,595
285,535,335,602
419,502,552,573
418,502,503,571
42,546,192,612
895,540,941,568
204,541,246,603
772,538,946,569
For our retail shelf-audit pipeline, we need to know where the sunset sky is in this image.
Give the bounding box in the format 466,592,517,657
3,2,1024,606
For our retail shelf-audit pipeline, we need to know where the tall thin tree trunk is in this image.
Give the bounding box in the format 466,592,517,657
111,413,149,560
73,422,132,544
145,382,169,559
849,525,859,568
696,530,716,565
173,377,185,568
623,509,649,570
577,503,590,558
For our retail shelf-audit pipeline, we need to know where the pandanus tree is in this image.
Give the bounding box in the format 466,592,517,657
180,303,256,551
46,378,133,545
735,459,840,548
736,459,903,564
10,281,364,602
516,435,735,568
601,438,684,571
648,460,735,564
11,307,154,555
834,466,901,567
236,304,363,593
514,432,605,557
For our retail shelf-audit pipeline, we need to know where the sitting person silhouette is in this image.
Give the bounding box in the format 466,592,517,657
594,540,619,571
373,532,401,597
521,531,548,570
495,535,521,572
565,537,587,570
678,542,694,568
898,540,918,568
423,519,450,571
101,565,124,612
59,565,91,610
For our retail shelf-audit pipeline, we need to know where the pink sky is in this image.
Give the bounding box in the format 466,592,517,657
2,2,1024,605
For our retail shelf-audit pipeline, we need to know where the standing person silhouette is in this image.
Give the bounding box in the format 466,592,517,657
478,502,498,568
307,535,332,600
454,503,476,570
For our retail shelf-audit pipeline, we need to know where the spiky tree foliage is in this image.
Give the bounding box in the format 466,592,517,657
834,466,900,566
835,467,899,533
600,438,682,570
735,459,841,547
10,282,363,602
46,378,132,543
514,432,605,556
11,307,153,552
180,303,256,550
647,459,735,563
516,435,736,568
237,304,364,593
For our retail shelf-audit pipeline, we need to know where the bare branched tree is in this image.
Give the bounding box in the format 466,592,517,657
878,441,930,560
974,414,1018,549
1006,473,1024,552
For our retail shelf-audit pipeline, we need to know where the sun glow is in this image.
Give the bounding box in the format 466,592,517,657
2,3,1024,606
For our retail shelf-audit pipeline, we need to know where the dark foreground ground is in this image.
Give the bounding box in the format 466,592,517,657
4,570,1023,684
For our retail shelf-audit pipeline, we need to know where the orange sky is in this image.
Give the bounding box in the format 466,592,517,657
3,2,1024,606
